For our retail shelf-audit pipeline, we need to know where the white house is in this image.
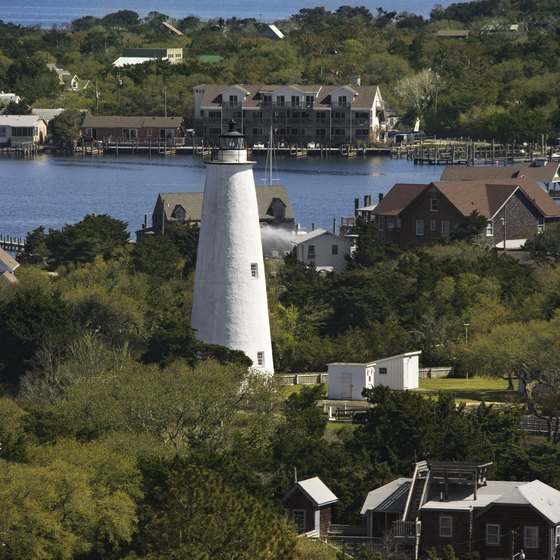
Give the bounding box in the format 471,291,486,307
327,351,421,401
0,115,47,146
0,92,21,107
293,228,352,272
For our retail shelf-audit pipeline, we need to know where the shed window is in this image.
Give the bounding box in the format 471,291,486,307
439,516,452,538
307,245,315,259
379,367,387,375
486,524,500,545
524,526,538,549
292,510,305,532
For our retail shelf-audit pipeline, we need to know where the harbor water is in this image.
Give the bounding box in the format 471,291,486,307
0,152,444,240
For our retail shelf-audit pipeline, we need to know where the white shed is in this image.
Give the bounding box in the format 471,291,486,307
327,351,421,400
327,361,376,401
374,351,421,390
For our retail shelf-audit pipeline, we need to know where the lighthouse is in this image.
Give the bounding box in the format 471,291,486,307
190,121,274,373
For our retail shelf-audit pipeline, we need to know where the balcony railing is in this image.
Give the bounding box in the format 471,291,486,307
393,520,421,543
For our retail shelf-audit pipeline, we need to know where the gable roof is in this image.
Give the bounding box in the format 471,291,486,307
285,477,338,507
158,185,295,222
161,21,183,35
197,84,382,111
32,108,65,123
374,179,560,220
373,183,427,216
294,228,351,245
0,247,19,272
0,115,46,127
82,116,183,129
441,162,560,184
362,477,560,522
361,478,411,514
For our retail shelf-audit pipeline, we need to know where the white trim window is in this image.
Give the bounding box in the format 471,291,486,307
524,526,538,549
439,516,452,538
486,220,494,236
430,198,439,212
430,219,437,231
486,524,500,545
416,219,425,236
538,218,545,233
441,220,450,235
379,367,387,375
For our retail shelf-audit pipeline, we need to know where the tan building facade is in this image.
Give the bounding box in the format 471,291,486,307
194,83,386,147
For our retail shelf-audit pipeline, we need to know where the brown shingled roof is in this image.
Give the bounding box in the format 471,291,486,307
435,178,560,218
198,84,381,111
373,183,428,216
374,178,560,220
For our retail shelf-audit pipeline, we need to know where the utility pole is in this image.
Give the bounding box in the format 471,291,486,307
117,72,122,108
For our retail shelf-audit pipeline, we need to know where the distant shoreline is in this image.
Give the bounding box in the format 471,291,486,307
0,0,470,29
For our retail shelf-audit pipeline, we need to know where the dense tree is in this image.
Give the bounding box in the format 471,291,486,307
49,109,85,148
0,285,77,386
138,462,297,560
45,214,129,267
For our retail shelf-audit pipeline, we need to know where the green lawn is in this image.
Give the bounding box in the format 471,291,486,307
416,376,521,405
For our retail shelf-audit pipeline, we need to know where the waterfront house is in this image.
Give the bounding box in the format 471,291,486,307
283,477,338,536
292,228,352,272
361,460,560,560
441,161,560,199
193,83,387,147
81,116,185,144
140,185,295,238
373,178,560,248
0,247,19,284
327,351,421,401
0,114,47,146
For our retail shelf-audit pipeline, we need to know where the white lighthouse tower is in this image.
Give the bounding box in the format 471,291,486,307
191,121,274,373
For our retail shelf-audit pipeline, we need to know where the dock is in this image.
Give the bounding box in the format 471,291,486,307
0,234,25,252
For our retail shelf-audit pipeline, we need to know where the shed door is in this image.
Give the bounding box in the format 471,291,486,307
341,373,352,400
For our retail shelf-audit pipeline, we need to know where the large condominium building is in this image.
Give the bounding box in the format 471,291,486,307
193,83,387,147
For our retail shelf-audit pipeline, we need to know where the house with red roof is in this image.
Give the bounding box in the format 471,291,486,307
373,178,560,249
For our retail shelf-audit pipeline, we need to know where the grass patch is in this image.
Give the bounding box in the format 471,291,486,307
416,376,521,405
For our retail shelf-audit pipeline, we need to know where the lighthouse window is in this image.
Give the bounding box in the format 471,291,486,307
257,352,265,367
251,263,258,278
